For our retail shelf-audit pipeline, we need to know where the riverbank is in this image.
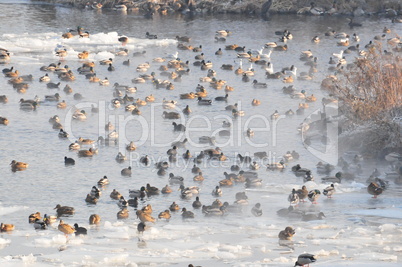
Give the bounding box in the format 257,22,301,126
32,0,402,17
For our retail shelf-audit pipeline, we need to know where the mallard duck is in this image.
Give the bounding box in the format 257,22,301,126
72,110,86,121
193,172,204,182
323,184,335,198
77,51,89,59
117,208,129,219
367,182,383,198
158,210,171,221
278,226,295,240
308,189,321,204
321,172,342,183
291,164,311,176
89,214,101,225
43,214,57,225
117,196,128,209
29,212,41,223
115,152,127,163
33,218,47,230
267,160,285,170
97,175,109,186
136,210,155,223
85,194,98,204
54,204,75,217
212,185,222,197
316,162,335,174
0,223,14,232
10,160,28,171
146,183,159,196
160,184,172,194
294,253,317,266
168,173,184,185
288,189,300,205
129,186,146,199
251,203,262,217
58,220,75,236
110,189,122,200
78,148,94,157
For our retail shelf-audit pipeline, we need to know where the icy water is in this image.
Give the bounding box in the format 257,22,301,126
0,1,402,266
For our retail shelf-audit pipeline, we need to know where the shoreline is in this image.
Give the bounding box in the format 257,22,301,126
31,0,402,18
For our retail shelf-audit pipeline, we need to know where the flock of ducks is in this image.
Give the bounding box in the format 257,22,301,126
1,10,402,266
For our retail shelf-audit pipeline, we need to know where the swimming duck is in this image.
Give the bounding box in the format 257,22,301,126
181,208,195,219
212,185,222,197
146,183,160,196
291,164,311,177
302,212,326,221
89,214,101,225
158,210,171,221
129,186,147,199
10,160,28,171
321,172,342,183
78,148,94,157
252,79,267,88
54,204,75,217
166,202,179,212
97,175,109,186
115,152,127,163
85,194,98,204
251,203,262,217
294,253,316,266
245,177,262,188
117,208,129,220
110,189,122,200
216,29,231,37
72,110,86,121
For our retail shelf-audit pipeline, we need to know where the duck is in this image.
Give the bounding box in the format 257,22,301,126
29,212,42,223
197,97,212,105
168,173,184,185
136,210,155,223
321,172,342,183
145,32,157,39
323,184,335,198
89,214,101,225
146,183,160,196
212,185,222,197
78,148,94,157
190,171,204,182
54,204,75,217
251,203,262,217
291,164,311,177
288,189,300,205
97,175,109,186
367,182,383,198
33,218,47,230
252,79,267,88
302,212,326,221
117,208,129,220
308,189,321,204
181,208,195,219
158,210,171,221
129,186,147,199
10,160,28,171
57,220,75,237
245,177,262,188
110,189,122,200
72,110,86,121
278,226,295,241
294,253,316,267
115,152,127,163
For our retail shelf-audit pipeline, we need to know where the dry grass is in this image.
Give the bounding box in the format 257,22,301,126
327,43,402,156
